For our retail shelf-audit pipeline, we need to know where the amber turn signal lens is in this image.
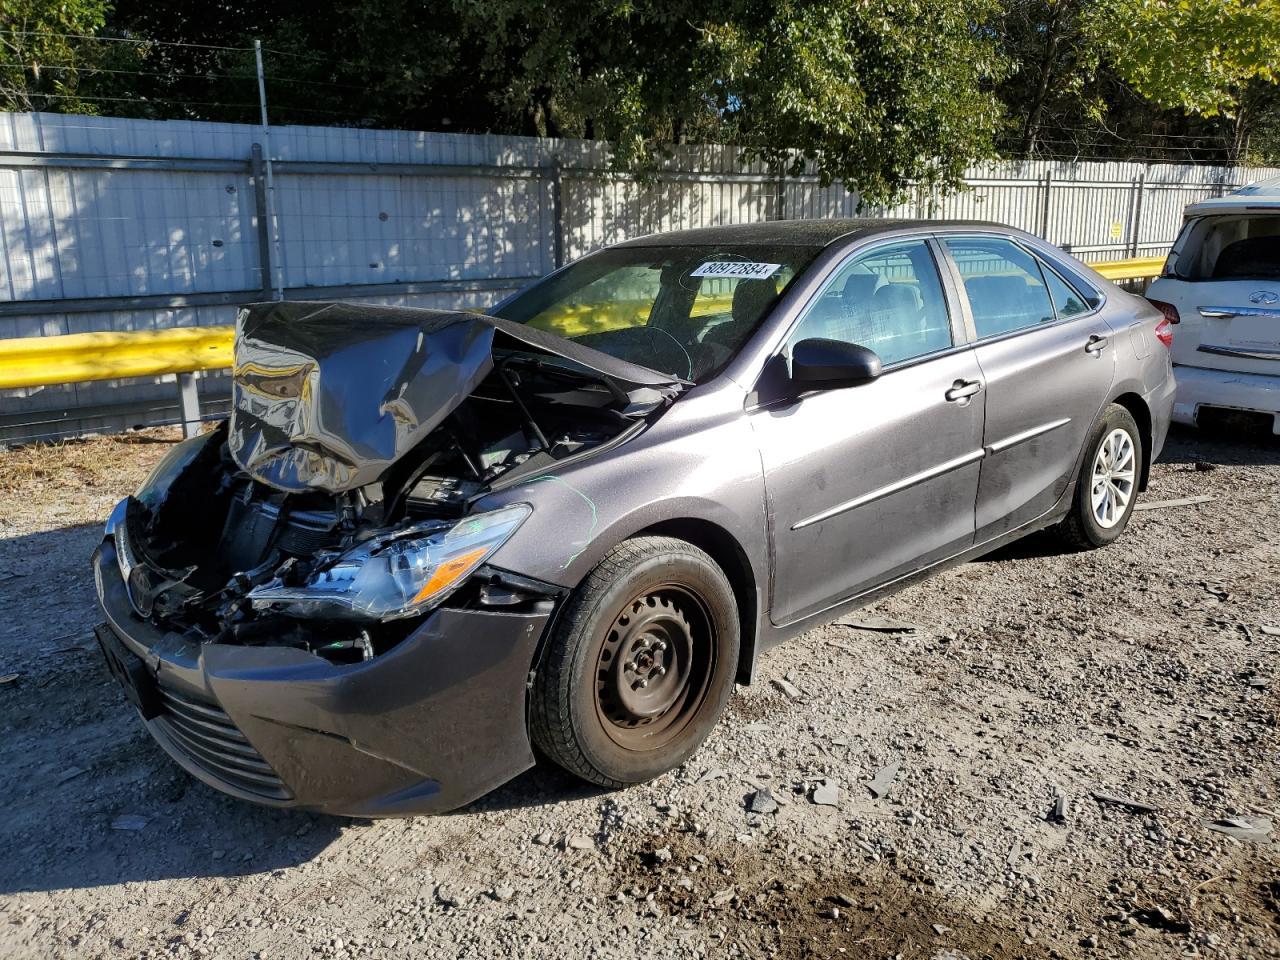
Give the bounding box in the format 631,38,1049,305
412,547,490,604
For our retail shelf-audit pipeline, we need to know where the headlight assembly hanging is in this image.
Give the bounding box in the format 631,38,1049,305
246,503,532,621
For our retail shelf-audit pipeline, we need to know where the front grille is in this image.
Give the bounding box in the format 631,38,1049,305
154,685,293,801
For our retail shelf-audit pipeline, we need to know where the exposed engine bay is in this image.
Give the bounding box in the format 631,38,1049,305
109,302,681,665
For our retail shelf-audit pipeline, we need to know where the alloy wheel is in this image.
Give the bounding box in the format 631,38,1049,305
1090,427,1136,529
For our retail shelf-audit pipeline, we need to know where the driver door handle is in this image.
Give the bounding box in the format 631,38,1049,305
945,378,982,402
1086,334,1110,354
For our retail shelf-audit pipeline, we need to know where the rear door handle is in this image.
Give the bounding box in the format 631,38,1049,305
1085,334,1110,354
945,379,982,402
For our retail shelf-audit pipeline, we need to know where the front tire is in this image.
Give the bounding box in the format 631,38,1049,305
530,536,739,788
1055,403,1143,549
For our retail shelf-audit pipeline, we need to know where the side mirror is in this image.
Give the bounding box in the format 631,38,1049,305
791,338,882,391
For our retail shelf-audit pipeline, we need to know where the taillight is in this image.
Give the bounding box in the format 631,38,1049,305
1147,298,1180,325
1154,318,1174,349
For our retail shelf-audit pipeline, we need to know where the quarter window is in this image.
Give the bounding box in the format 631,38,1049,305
945,237,1056,338
1040,262,1090,319
788,240,953,366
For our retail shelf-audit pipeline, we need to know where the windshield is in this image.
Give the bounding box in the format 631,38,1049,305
492,244,824,382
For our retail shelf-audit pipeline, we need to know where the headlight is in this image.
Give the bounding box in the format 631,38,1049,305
104,497,144,587
247,503,531,621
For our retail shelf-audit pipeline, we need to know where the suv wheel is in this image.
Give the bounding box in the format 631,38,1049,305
530,536,739,788
1056,403,1143,549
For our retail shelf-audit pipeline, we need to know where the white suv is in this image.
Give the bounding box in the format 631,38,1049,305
1146,176,1280,434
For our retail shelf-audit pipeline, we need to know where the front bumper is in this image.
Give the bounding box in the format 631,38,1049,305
93,541,552,817
1172,364,1280,433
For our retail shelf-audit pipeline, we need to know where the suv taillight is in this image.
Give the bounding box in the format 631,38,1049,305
1147,298,1180,325
1154,318,1174,349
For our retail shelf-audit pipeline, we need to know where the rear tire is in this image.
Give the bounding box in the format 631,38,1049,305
1055,403,1143,550
530,536,739,788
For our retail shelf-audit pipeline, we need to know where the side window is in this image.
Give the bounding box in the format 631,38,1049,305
945,237,1055,338
1039,261,1090,319
788,240,953,366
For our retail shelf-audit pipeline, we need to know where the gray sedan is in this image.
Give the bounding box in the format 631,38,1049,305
92,219,1175,815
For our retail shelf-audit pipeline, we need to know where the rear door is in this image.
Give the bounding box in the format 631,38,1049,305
1148,212,1280,376
940,235,1116,542
750,237,984,625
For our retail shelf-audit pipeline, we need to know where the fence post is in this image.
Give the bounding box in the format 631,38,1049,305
1038,172,1053,240
250,144,274,299
177,373,201,438
254,40,283,299
548,160,565,270
1128,170,1146,258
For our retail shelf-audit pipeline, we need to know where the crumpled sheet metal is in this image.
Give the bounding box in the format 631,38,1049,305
229,302,496,494
228,301,676,494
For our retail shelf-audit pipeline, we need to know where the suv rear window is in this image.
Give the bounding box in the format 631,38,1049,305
1167,214,1280,281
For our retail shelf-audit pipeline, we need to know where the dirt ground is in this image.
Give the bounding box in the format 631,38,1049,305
0,424,1276,960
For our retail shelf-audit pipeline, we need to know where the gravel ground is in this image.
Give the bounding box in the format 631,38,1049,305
0,425,1277,960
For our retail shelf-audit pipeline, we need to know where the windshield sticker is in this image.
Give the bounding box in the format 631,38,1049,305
690,261,782,280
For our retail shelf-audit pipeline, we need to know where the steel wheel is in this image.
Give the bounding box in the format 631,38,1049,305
529,536,739,788
1090,427,1136,528
593,586,715,750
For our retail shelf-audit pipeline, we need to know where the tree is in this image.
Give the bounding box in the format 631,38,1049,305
1092,0,1280,118
101,0,1009,204
452,0,1007,203
0,0,113,112
997,0,1280,163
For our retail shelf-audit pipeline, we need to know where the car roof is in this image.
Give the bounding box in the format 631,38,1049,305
1185,176,1280,216
612,218,1011,249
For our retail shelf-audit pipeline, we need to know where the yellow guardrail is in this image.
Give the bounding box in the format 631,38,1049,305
0,324,232,390
0,254,1166,393
1088,255,1167,281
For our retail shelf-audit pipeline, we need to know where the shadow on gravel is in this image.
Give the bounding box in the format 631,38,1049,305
0,521,601,896
458,763,613,816
0,522,346,896
1157,423,1280,467
973,528,1071,563
977,425,1275,564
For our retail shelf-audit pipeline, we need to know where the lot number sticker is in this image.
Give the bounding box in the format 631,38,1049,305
690,261,781,280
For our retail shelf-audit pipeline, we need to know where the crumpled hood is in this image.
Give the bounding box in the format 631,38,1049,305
229,301,677,494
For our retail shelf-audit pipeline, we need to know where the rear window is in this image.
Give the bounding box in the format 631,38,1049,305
1167,214,1280,281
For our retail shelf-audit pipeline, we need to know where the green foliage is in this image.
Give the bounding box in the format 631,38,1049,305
0,0,112,112
997,0,1280,161
442,0,1006,203
1089,0,1280,116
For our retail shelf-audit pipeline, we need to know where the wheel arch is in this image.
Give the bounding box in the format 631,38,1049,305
1111,391,1153,491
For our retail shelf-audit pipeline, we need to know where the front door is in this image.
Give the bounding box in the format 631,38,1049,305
940,236,1117,541
750,238,985,625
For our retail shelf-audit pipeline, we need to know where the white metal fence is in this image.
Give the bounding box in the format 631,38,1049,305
2,111,1277,443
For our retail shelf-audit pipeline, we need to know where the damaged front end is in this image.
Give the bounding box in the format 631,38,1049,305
92,301,680,814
